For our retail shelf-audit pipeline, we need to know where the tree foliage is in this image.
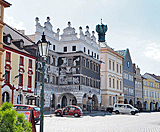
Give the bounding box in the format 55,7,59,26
0,102,32,132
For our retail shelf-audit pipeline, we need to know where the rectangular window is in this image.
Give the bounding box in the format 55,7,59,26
120,65,121,74
20,56,24,65
109,78,111,87
6,52,11,61
109,60,111,70
53,45,55,50
19,74,23,86
72,46,76,51
68,76,72,85
113,79,115,88
28,76,32,87
47,56,50,64
52,76,55,84
90,79,92,87
92,52,93,57
84,47,86,53
64,47,67,52
97,55,99,59
5,71,10,83
88,50,90,55
120,81,122,90
83,59,86,67
90,61,92,70
86,78,89,86
82,77,85,85
94,53,96,58
117,64,118,73
117,80,119,89
29,59,32,68
146,91,148,97
68,59,72,66
52,58,55,66
113,62,115,71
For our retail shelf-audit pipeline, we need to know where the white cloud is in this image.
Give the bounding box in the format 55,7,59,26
4,13,26,30
143,43,160,60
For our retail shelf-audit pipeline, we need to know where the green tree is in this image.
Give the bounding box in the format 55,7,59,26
0,102,32,132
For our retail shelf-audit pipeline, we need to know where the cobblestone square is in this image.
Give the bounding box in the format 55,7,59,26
36,112,160,132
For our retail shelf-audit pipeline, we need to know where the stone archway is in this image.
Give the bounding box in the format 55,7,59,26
61,95,67,108
92,94,98,111
155,102,159,111
150,102,154,111
143,101,148,111
137,101,142,109
129,99,133,106
124,98,128,104
59,93,77,108
2,92,10,103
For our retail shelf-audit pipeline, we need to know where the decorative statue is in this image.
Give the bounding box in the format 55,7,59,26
96,19,108,42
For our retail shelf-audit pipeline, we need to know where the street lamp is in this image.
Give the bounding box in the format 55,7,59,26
37,32,49,132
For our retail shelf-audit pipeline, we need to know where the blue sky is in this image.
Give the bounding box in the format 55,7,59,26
4,0,160,75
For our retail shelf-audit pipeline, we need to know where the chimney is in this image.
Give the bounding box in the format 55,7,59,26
18,30,25,35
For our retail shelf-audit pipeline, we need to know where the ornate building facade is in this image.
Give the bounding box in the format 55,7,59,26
2,24,36,105
31,17,101,110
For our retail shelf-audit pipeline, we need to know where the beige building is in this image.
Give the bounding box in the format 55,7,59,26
1,24,36,105
100,45,124,110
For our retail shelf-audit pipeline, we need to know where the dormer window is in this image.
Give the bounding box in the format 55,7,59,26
20,41,24,48
7,37,11,44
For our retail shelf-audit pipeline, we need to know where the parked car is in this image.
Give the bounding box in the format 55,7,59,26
106,107,113,113
13,104,40,122
55,105,82,117
113,104,139,115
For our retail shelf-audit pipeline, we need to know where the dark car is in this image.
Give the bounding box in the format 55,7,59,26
13,104,40,122
55,105,82,117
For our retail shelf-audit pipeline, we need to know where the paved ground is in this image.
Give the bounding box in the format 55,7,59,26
36,112,160,132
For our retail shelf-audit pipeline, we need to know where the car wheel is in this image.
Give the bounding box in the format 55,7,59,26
131,111,135,115
56,112,61,116
74,113,79,117
115,110,119,114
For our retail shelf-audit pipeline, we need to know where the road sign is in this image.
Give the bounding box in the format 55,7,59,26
51,90,53,95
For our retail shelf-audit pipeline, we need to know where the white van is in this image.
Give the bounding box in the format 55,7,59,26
113,104,139,115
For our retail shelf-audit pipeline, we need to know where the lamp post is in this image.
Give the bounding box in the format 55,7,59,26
37,32,49,132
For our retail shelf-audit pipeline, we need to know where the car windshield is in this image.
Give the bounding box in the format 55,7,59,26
77,106,82,112
33,107,40,111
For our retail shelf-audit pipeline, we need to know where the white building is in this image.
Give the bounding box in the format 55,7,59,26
31,17,101,110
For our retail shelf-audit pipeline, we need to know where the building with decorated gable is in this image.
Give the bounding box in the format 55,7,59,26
133,64,143,110
2,24,36,105
116,49,135,106
31,17,101,110
142,73,160,111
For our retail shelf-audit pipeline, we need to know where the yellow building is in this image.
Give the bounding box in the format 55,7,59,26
2,24,36,105
143,73,160,111
0,0,11,106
